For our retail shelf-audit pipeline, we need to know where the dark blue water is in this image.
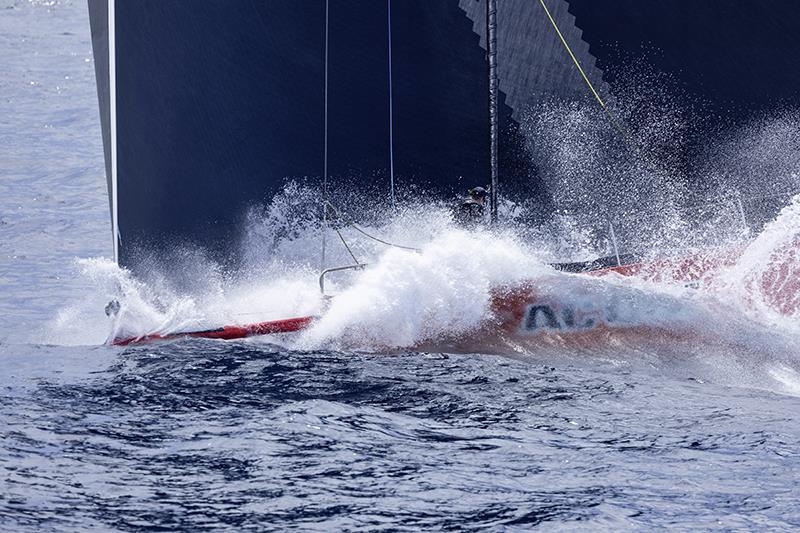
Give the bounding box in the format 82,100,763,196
4,342,800,531
3,1,800,531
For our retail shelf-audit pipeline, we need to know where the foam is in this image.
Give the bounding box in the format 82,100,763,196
44,100,800,395
298,229,547,350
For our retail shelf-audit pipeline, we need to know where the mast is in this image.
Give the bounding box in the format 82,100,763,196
321,0,329,271
387,0,396,208
486,0,499,224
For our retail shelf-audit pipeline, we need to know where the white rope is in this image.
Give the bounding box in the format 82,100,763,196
109,0,119,263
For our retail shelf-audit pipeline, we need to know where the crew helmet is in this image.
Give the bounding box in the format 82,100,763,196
468,186,488,199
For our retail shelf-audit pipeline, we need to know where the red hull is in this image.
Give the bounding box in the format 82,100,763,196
491,244,798,347
111,241,798,347
111,316,314,346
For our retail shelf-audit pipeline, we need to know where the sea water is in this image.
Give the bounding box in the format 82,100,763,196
2,1,800,530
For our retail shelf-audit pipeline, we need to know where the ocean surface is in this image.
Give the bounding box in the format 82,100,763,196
3,1,800,531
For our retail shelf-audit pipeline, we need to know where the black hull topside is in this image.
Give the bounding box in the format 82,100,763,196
88,1,800,275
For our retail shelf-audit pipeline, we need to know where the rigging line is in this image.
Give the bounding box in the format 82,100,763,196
341,221,372,260
322,199,420,252
387,0,396,208
348,223,420,252
539,0,682,190
537,0,632,144
321,0,329,271
335,227,361,265
538,0,606,109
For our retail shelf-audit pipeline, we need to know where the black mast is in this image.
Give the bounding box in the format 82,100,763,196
486,0,499,223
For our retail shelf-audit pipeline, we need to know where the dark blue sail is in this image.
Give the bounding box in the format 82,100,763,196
88,0,604,274
88,1,800,276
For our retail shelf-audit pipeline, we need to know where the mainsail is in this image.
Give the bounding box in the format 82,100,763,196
89,1,800,275
87,0,604,274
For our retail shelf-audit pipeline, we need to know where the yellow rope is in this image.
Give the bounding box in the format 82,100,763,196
538,0,607,110
537,1,676,209
539,0,643,150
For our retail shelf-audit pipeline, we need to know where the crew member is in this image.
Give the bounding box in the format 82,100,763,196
454,186,488,227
